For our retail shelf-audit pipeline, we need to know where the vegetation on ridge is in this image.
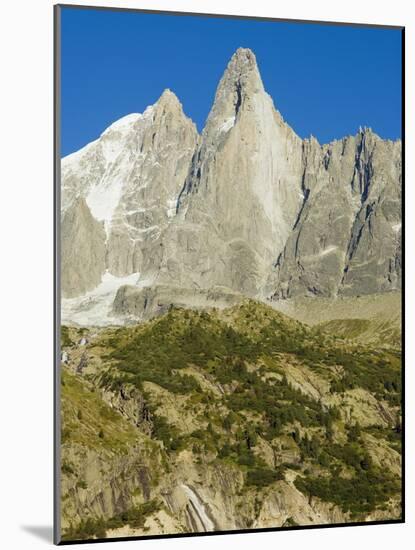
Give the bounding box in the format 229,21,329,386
60,299,402,538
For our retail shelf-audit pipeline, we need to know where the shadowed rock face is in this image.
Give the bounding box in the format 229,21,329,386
61,47,401,318
61,90,198,296
147,48,304,296
270,130,402,299
61,197,106,298
112,284,244,321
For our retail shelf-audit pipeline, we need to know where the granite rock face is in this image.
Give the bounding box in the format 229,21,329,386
61,90,198,296
270,129,402,299
146,48,304,296
112,284,244,321
61,48,401,320
61,197,106,298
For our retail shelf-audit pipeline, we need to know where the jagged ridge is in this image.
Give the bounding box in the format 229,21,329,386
61,47,401,324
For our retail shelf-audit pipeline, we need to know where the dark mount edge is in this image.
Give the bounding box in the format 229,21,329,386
54,4,62,546
53,4,405,545
401,26,406,525
58,519,403,546
56,3,404,29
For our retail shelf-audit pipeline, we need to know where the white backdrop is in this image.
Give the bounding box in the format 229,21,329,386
0,0,412,548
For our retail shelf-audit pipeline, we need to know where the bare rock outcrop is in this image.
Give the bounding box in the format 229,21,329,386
270,129,402,299
61,197,106,298
112,284,244,320
61,47,402,322
61,90,198,297
144,48,304,296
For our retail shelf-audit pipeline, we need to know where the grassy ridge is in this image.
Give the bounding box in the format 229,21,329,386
60,299,402,535
61,369,139,452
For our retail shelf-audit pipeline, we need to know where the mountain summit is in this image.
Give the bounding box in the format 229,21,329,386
61,48,401,325
209,47,265,120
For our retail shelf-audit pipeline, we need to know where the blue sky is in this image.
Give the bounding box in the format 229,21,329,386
60,7,402,157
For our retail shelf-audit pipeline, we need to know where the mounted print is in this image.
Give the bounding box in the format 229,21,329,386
54,4,404,544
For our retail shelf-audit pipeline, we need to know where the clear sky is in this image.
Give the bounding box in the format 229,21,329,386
60,6,402,157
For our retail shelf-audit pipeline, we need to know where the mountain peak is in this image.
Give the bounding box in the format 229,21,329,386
101,112,142,137
156,88,181,109
204,47,264,131
222,47,261,87
229,47,258,71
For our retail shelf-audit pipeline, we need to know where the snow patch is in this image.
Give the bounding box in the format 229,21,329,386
61,105,159,223
218,116,235,134
62,272,142,326
166,198,178,218
62,140,98,165
319,245,338,257
101,107,153,138
392,222,401,233
102,113,142,136
125,207,148,215
86,179,123,235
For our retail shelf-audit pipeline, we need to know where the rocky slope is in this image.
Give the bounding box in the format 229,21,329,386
60,301,402,540
270,129,401,299
144,48,304,297
273,291,401,348
61,197,106,297
59,45,402,542
61,90,198,298
61,47,401,323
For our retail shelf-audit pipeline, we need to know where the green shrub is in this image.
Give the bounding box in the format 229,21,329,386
246,467,284,488
61,461,75,475
62,501,161,541
61,326,73,348
295,467,400,514
76,480,88,490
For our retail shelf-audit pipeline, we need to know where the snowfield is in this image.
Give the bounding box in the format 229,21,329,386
61,271,141,326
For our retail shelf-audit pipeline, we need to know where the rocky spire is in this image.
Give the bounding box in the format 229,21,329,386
61,87,199,295
158,47,305,297
203,48,264,137
218,47,263,93
153,88,184,114
61,46,402,316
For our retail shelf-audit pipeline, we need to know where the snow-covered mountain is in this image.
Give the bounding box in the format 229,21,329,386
61,48,401,325
61,90,198,298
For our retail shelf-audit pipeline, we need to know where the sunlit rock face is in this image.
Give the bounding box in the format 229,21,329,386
61,47,401,319
269,129,401,299
61,90,198,298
